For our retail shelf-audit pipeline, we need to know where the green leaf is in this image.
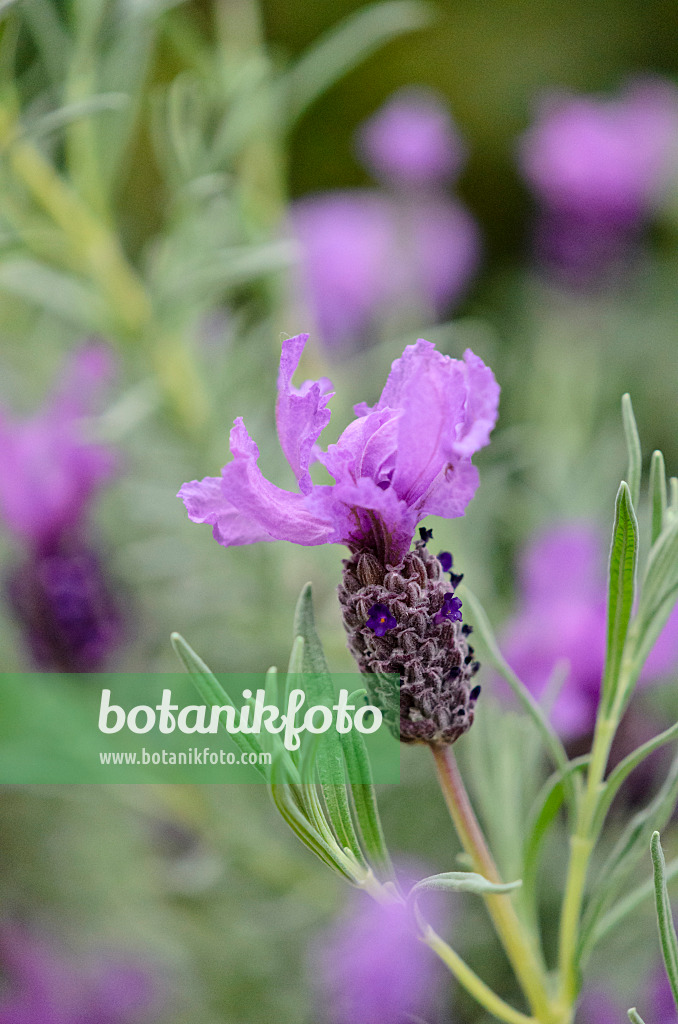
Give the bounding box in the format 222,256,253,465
628,1009,647,1024
0,258,110,332
651,831,678,1010
292,584,363,862
285,1,432,123
169,631,268,776
460,586,572,799
630,516,678,678
622,394,642,510
600,481,638,716
339,687,393,878
521,757,588,939
579,753,678,962
412,871,522,897
649,450,668,546
590,855,678,952
23,94,129,142
592,720,678,836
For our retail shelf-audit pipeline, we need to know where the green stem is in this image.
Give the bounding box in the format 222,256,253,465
431,746,565,1024
557,714,616,1005
422,923,537,1024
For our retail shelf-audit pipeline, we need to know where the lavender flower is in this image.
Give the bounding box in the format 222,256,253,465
357,87,467,188
518,79,678,283
499,522,678,738
0,925,161,1023
0,345,122,671
311,890,443,1024
291,192,479,352
180,334,499,745
0,345,116,552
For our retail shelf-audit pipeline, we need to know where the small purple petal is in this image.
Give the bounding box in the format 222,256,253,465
366,602,397,636
434,592,463,624
438,551,453,572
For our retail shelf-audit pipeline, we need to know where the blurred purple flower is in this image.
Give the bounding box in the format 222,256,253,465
291,88,480,353
311,891,443,1024
518,78,678,282
179,334,499,565
0,925,161,1024
0,345,123,671
577,967,678,1023
291,192,480,352
499,522,678,738
0,345,116,551
357,87,467,188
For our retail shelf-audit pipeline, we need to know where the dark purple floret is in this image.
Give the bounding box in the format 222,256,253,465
339,540,480,746
449,572,464,589
434,592,463,625
419,527,434,544
366,603,397,637
437,551,453,572
6,539,123,672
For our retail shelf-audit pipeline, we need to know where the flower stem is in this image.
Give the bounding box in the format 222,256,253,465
431,745,564,1024
557,714,616,1006
422,923,537,1024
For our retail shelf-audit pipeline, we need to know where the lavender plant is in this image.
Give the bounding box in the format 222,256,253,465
176,334,678,1024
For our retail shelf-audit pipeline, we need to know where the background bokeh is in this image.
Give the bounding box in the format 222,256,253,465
0,0,677,1021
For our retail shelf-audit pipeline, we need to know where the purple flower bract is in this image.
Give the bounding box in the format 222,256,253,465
179,335,499,566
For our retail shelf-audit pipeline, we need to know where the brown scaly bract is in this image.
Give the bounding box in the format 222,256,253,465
339,540,480,746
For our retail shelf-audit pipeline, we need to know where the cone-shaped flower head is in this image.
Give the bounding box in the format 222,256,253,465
180,334,498,745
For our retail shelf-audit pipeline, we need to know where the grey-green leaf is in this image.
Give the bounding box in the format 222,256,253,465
412,871,522,897
651,831,678,1010
285,1,432,123
292,584,363,862
170,630,266,775
649,450,668,546
622,394,642,510
628,1009,647,1024
600,481,638,716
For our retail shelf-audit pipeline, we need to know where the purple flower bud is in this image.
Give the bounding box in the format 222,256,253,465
366,603,397,637
357,87,467,188
437,551,453,572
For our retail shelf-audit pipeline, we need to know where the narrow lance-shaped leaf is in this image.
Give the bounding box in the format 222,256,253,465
579,753,678,962
285,1,432,123
630,516,678,678
628,1009,647,1024
649,450,668,546
600,481,638,716
622,394,642,510
339,687,394,879
460,586,572,799
292,584,363,862
412,872,522,897
170,631,266,773
651,831,678,1010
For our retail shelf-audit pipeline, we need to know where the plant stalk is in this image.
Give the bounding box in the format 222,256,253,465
431,745,565,1024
